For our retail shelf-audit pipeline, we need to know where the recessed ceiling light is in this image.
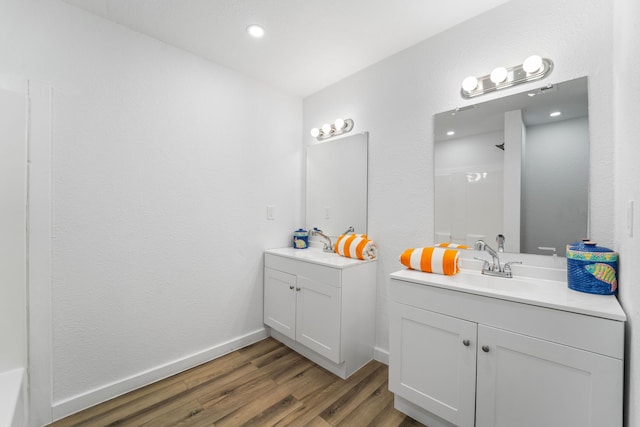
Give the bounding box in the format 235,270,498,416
247,24,265,38
550,111,562,117
447,131,455,136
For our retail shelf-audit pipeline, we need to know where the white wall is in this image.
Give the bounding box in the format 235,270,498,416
522,116,589,254
503,109,523,253
0,0,303,423
303,0,614,378
0,84,27,374
434,130,504,246
613,0,640,425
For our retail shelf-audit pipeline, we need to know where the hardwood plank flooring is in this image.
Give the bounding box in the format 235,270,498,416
49,338,425,427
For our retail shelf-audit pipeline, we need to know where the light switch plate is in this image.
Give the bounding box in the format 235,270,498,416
267,205,275,220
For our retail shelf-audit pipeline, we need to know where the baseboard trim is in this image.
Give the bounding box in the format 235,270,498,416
373,346,389,365
51,328,268,421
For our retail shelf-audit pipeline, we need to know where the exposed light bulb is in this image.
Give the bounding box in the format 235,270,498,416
334,118,345,130
321,123,332,134
246,24,265,38
523,55,543,73
461,76,479,92
490,67,508,84
550,111,562,117
310,128,320,138
447,131,455,136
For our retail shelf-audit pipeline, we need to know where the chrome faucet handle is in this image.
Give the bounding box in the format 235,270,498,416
503,261,522,273
473,256,491,271
312,227,333,252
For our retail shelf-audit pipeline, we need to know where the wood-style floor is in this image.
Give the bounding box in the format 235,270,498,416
50,337,425,427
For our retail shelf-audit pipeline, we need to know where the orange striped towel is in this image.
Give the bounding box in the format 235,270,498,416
334,234,377,260
436,243,470,249
400,247,460,275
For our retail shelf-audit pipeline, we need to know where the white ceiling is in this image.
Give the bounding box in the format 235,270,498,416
62,0,511,97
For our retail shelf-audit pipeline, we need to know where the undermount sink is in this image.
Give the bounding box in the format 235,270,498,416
281,247,340,260
453,269,538,290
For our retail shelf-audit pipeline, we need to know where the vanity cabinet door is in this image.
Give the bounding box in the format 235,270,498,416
389,303,477,427
295,275,341,363
476,325,623,427
264,268,297,341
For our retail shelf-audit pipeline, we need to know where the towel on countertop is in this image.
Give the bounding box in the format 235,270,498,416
334,234,377,260
436,242,470,249
400,247,460,275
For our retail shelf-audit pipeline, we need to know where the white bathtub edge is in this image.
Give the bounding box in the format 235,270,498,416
0,368,25,427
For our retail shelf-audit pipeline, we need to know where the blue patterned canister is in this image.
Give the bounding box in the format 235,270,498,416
293,229,309,249
566,241,618,295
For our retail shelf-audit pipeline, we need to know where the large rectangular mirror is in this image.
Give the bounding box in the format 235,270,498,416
306,132,368,236
434,77,589,256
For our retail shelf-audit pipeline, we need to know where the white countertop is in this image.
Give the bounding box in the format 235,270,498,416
390,268,626,322
265,247,374,269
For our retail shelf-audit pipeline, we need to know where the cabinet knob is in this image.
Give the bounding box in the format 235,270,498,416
462,339,470,347
482,345,490,353
289,285,294,290
296,287,301,291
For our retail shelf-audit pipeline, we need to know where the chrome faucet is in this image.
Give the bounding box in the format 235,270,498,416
474,239,521,278
496,234,505,252
312,228,333,252
343,226,355,235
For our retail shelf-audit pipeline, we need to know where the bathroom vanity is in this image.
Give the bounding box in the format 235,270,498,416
264,247,376,379
389,268,626,427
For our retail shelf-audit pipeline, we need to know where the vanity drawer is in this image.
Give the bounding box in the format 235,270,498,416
265,253,342,287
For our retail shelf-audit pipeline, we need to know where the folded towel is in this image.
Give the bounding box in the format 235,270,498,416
334,234,377,260
436,242,470,249
400,247,460,275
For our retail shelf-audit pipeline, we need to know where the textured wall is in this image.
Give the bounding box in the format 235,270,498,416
613,0,640,425
303,0,614,358
0,0,302,421
0,86,27,374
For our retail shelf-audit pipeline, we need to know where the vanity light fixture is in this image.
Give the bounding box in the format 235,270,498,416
549,111,562,117
461,55,553,99
310,118,354,141
446,131,455,136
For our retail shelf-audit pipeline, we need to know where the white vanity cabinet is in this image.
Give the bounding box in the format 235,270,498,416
389,269,626,427
264,248,376,379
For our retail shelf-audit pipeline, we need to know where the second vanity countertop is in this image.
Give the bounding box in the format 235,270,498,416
266,247,374,269
390,268,626,322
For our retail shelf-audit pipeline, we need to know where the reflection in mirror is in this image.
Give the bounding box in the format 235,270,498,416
434,77,589,256
306,132,368,237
